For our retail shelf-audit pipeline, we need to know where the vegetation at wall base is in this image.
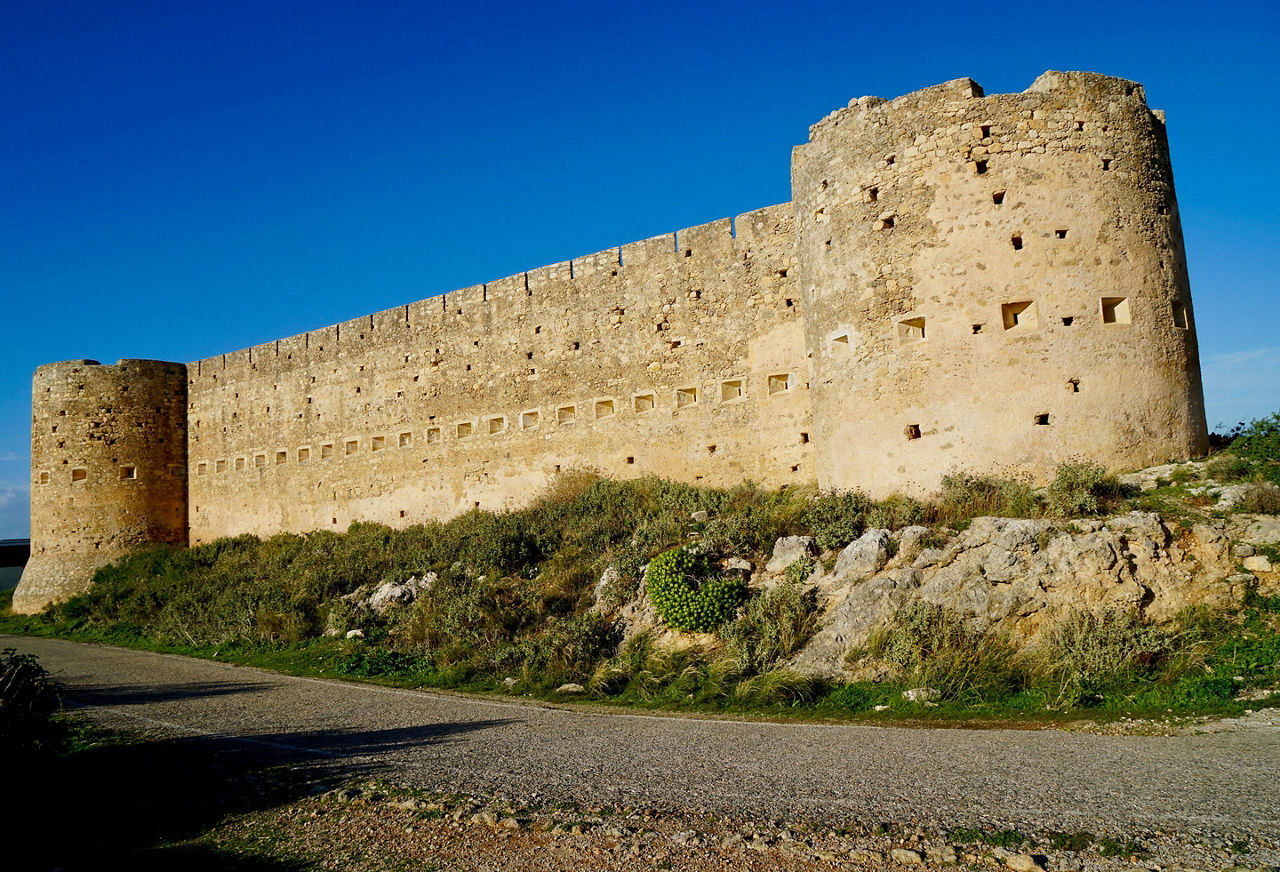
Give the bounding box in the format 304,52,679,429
3,420,1279,724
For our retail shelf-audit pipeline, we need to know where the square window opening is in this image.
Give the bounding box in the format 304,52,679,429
215,460,226,473
120,466,136,480
675,387,698,408
1001,301,1038,330
520,410,540,430
897,316,926,342
800,432,809,444
1034,413,1051,426
320,444,333,459
371,436,385,451
254,454,266,468
489,416,506,435
399,432,412,448
1062,316,1075,326
1100,296,1131,325
992,190,1006,205
344,440,358,456
633,393,656,413
426,428,441,444
831,333,851,354
556,406,576,425
1172,301,1189,329
456,422,473,439
767,374,791,395
904,424,921,441
720,379,744,401
595,399,615,419
298,448,311,463
236,456,247,469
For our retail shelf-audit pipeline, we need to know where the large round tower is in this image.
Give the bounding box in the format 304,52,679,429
13,359,189,613
794,72,1207,496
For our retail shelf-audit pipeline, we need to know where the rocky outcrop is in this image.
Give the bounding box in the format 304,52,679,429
785,512,1275,679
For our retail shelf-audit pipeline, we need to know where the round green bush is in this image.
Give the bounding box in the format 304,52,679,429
645,547,745,633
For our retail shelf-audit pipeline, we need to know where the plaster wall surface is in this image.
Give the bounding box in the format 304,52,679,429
14,71,1208,613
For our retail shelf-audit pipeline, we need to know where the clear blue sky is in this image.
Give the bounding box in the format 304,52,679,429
3,0,1278,538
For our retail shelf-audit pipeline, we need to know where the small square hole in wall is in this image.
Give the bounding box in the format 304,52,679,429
720,379,744,401
320,444,333,459
972,324,983,334
371,436,386,451
489,416,506,435
120,466,136,480
777,268,788,278
1034,413,1051,426
1100,296,1131,325
1001,301,1038,330
194,464,205,478
992,190,1005,205
1075,120,1085,131
276,450,288,464
1172,301,1189,329
831,333,851,354
980,124,992,138
255,454,267,468
344,440,358,456
684,248,692,257
885,154,895,166
865,186,879,203
1062,316,1075,326
675,387,698,408
456,422,473,439
556,405,576,425
904,424,921,440
707,444,717,455
799,432,809,444
877,214,895,230
215,459,226,473
298,447,311,463
236,456,247,470
1055,229,1068,239
785,298,795,308
332,518,338,525
1010,233,1023,250
1102,158,1113,171
520,410,539,430
595,399,615,419
1067,378,1080,393
633,393,656,413
399,510,405,519
626,456,635,464
399,432,412,448
39,471,50,485
426,427,441,444
767,374,792,395
897,317,926,342
669,339,683,349
973,160,988,175
572,341,581,351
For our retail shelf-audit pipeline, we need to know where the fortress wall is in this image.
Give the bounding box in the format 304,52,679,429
794,72,1207,496
186,203,810,543
16,359,188,612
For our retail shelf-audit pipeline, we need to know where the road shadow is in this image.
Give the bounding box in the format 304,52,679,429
68,679,269,707
9,716,513,870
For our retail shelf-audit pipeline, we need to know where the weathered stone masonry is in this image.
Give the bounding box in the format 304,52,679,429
14,72,1208,613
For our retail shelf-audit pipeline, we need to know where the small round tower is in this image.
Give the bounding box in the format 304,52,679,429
14,359,189,613
793,72,1207,496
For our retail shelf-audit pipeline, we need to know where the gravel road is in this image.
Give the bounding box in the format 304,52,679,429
9,634,1280,841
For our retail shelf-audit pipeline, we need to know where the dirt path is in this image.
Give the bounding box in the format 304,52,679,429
9,634,1280,844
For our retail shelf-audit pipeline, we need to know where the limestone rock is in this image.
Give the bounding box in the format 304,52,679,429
834,529,892,580
1005,854,1045,872
555,682,586,694
367,573,434,616
344,629,365,640
1243,555,1273,573
890,848,924,865
766,536,816,573
902,686,940,703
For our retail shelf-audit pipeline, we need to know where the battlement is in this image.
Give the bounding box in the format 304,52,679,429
15,72,1207,613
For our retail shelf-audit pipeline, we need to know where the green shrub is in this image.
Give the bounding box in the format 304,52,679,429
803,490,873,549
1206,454,1253,482
721,580,820,674
866,602,1023,703
1036,608,1177,706
929,473,1039,525
1046,460,1125,518
1228,411,1280,463
0,649,65,756
645,547,746,633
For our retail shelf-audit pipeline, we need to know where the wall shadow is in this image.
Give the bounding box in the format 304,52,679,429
9,716,513,871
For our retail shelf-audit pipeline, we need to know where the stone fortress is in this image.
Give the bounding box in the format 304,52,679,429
14,71,1208,613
